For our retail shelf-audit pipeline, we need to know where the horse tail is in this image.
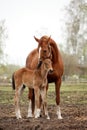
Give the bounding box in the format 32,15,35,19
12,73,15,90
32,89,35,114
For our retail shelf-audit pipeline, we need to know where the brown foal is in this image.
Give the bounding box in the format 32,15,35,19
12,59,53,119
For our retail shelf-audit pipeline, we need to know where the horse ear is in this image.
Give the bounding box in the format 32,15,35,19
34,36,40,43
47,35,51,43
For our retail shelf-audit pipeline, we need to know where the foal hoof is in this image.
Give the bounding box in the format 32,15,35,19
47,116,50,120
17,116,22,120
35,115,40,119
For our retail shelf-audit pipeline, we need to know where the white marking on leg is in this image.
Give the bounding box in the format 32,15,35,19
45,111,50,120
57,105,63,119
35,108,41,118
15,85,23,119
27,100,33,117
16,108,22,119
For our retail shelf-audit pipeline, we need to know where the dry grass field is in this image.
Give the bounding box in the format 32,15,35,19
0,83,87,130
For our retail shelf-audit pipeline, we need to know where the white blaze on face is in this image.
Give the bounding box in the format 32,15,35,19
48,45,52,58
16,109,22,119
38,47,41,59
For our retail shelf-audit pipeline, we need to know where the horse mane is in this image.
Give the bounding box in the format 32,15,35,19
50,39,59,63
36,60,42,69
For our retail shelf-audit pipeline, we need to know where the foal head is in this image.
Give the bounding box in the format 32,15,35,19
39,59,53,74
34,36,52,60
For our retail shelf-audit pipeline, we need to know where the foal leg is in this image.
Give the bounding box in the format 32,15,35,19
34,87,41,118
14,90,22,119
41,88,50,119
27,99,33,118
14,85,24,119
55,78,63,119
28,88,35,116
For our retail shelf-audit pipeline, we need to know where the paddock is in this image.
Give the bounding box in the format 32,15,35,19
0,83,87,130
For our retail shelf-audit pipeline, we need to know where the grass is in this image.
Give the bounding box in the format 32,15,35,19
47,83,87,105
0,83,87,105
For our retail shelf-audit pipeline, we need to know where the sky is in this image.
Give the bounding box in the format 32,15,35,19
0,0,70,66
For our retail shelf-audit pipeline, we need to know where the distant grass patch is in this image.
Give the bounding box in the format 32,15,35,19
0,83,87,105
0,86,28,104
47,83,87,105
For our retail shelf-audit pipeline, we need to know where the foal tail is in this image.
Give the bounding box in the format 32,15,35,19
12,73,15,90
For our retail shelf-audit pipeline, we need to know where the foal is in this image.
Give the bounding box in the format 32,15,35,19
12,59,53,119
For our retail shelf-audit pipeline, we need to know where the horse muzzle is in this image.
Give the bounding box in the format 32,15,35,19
48,69,53,74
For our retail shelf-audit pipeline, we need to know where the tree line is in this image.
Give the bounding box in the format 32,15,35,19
61,0,87,78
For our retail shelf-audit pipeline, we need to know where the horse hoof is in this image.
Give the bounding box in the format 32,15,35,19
17,116,22,119
47,116,50,120
58,116,63,119
35,114,40,119
27,114,33,118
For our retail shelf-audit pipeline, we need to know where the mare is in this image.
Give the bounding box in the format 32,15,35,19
26,36,64,119
12,59,53,119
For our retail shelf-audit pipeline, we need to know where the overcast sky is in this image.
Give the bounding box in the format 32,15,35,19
0,0,70,65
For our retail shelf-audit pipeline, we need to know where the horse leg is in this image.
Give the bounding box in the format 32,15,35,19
41,87,50,119
55,78,63,119
40,84,48,114
34,87,41,118
28,88,35,116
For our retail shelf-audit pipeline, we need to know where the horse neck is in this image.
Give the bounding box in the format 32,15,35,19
50,41,59,63
35,64,48,79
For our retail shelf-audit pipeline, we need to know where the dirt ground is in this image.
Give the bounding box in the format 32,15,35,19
0,104,87,130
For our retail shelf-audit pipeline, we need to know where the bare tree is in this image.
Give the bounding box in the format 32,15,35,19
65,0,87,61
0,20,8,64
62,0,87,76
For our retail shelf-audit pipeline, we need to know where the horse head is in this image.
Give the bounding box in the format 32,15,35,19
34,36,52,60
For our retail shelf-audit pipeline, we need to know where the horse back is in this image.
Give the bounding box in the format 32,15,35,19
14,68,34,88
26,48,38,69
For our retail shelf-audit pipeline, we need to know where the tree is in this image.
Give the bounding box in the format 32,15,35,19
0,20,7,64
65,0,87,62
62,0,87,76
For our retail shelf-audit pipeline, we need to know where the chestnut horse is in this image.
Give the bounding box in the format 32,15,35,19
26,36,64,119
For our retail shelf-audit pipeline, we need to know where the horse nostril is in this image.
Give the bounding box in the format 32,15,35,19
43,50,47,53
48,69,53,74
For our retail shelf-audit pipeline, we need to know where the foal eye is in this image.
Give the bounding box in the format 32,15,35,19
45,63,48,68
45,64,49,68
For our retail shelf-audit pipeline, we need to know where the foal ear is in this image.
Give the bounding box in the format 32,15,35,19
34,36,40,43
